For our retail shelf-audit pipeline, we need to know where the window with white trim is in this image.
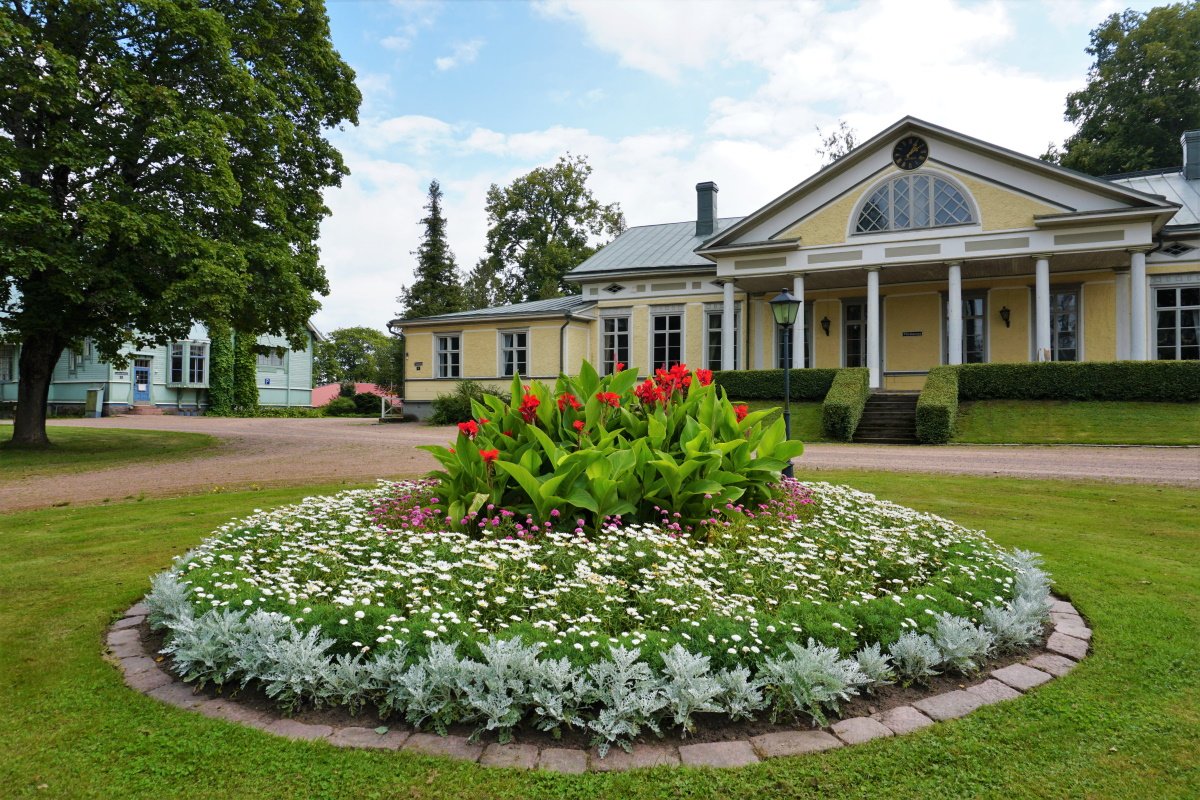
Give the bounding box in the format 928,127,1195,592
601,316,629,375
1051,289,1080,362
844,302,867,368
943,293,987,363
256,349,286,368
705,310,740,370
435,334,461,378
1155,286,1200,361
0,345,15,382
169,341,208,386
500,330,528,377
855,174,975,234
651,312,682,369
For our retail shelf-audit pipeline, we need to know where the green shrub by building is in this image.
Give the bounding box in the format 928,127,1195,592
916,366,959,444
821,368,869,441
956,361,1199,402
713,368,838,401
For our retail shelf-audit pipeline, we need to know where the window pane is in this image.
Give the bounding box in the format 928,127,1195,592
1156,288,1176,308
933,178,971,225
893,177,911,229
911,175,930,227
1181,287,1200,307
856,187,889,232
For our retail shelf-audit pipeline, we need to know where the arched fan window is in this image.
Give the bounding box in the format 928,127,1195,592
855,174,975,234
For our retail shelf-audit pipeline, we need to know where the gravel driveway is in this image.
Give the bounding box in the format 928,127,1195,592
2,416,1197,512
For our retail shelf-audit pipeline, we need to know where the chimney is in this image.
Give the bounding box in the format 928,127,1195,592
696,181,718,237
1184,130,1200,180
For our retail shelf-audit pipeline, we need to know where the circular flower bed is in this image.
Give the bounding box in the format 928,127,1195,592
145,479,1053,755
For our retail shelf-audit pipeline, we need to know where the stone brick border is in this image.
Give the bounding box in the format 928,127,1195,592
105,597,1092,773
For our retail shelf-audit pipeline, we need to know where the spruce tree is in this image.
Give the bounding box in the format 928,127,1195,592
397,181,465,319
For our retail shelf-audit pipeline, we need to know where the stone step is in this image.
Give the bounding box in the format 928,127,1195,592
125,405,164,415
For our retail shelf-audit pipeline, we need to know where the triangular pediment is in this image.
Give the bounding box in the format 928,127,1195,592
699,117,1178,255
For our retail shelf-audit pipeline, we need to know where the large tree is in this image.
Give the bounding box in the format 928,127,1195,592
1054,2,1200,175
314,325,390,386
0,1,360,446
481,154,625,304
397,179,464,319
815,120,859,166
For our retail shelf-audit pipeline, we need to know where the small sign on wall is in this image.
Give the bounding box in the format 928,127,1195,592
902,331,924,337
114,371,129,380
264,377,271,385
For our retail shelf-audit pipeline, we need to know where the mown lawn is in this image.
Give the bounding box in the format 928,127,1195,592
1,473,1197,799
0,424,218,479
953,400,1200,445
735,400,826,441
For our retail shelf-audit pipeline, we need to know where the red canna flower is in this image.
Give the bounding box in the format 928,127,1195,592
480,448,500,463
573,420,585,432
596,391,620,408
479,417,490,425
458,420,479,439
615,362,625,371
519,393,540,424
734,404,749,422
557,393,583,412
696,368,713,386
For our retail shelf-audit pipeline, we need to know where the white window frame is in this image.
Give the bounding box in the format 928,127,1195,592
256,349,286,369
1050,286,1081,362
498,329,529,378
704,308,741,371
775,304,814,369
0,345,15,382
649,310,684,370
169,341,208,387
850,171,978,236
1154,283,1200,361
435,333,462,379
942,291,989,364
842,299,868,368
600,314,631,375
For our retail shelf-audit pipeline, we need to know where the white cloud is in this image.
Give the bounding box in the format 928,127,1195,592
381,0,440,51
435,39,484,71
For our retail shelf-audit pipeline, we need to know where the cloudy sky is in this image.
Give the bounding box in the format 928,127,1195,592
316,0,1156,334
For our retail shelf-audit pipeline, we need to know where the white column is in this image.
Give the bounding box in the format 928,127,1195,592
866,267,881,389
1034,256,1051,361
792,274,806,369
754,294,765,369
1115,269,1131,361
1130,250,1148,361
721,280,736,371
947,263,963,366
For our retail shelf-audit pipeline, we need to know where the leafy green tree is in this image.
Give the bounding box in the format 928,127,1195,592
1055,2,1200,175
397,180,465,319
481,154,625,304
0,1,360,446
314,326,391,385
463,256,506,310
377,335,405,394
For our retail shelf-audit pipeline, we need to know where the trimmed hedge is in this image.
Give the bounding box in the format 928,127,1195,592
821,368,870,441
916,366,959,444
956,361,1200,402
713,368,839,401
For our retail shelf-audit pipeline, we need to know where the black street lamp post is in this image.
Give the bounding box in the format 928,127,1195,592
769,288,803,478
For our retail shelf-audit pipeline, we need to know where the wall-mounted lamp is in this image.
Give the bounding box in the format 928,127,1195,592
820,316,831,336
999,306,1011,328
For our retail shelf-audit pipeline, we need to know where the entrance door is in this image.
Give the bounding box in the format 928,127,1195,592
133,359,151,402
844,302,867,367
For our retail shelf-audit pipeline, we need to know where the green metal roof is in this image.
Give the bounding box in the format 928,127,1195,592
391,294,594,326
566,217,743,278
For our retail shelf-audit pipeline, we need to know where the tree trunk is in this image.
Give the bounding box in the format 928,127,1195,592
10,332,63,448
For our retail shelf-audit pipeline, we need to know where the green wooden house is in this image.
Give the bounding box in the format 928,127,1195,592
0,322,322,414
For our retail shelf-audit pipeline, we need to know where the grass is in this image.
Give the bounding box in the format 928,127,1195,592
953,400,1200,445
0,424,218,478
735,400,826,441
1,473,1198,798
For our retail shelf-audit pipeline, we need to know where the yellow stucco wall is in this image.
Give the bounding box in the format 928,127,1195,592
987,286,1031,362
776,166,1062,246
1083,280,1116,361
684,302,705,368
1147,261,1200,275
883,293,941,371
811,298,841,368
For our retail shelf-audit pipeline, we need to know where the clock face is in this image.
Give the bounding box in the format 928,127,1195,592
892,136,929,170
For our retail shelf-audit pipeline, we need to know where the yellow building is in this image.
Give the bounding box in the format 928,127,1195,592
392,117,1200,414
